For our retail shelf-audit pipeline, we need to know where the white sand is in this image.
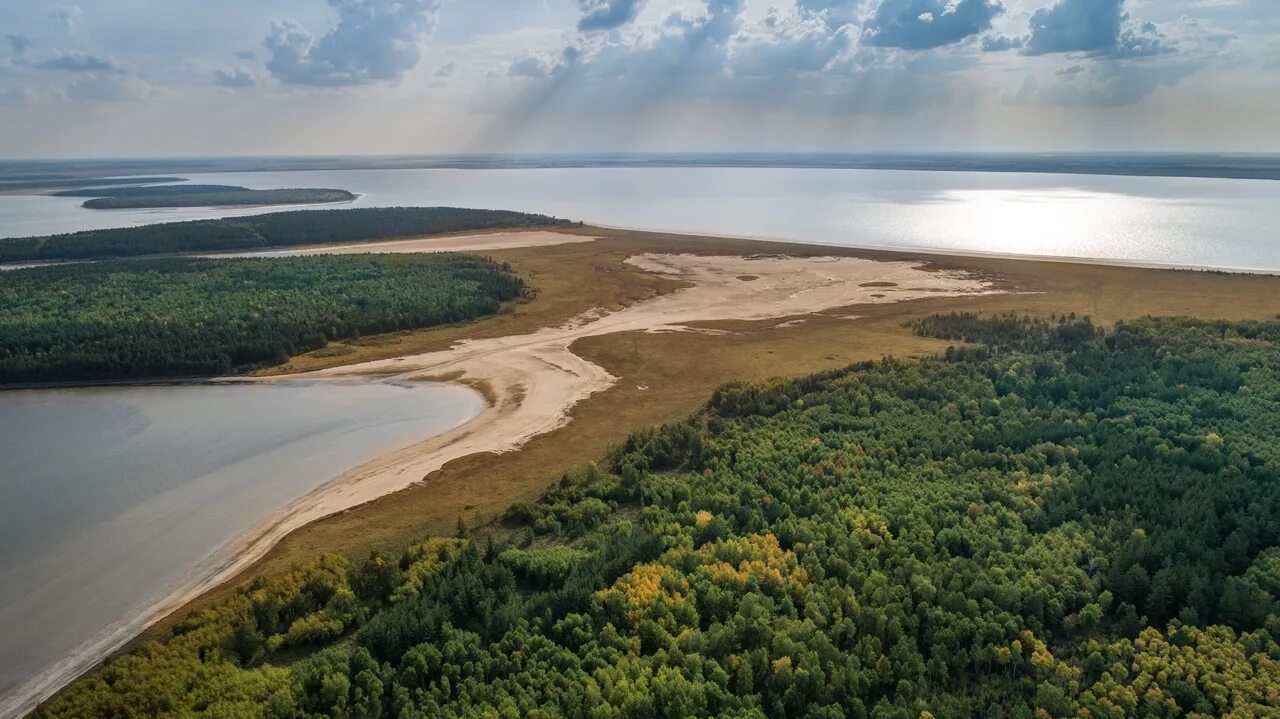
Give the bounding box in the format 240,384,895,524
9,253,994,718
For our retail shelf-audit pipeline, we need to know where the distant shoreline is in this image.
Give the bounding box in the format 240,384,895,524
3,151,1280,183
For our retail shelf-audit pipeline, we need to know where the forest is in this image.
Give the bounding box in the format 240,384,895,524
0,254,525,383
38,313,1280,717
0,207,573,261
50,185,357,210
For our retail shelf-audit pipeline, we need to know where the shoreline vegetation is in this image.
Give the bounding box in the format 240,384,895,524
55,185,358,210
0,206,574,262
9,227,1280,718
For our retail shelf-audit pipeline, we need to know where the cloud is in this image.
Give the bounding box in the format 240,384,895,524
51,5,84,34
861,0,1005,50
1008,60,1192,106
5,34,31,62
981,33,1023,51
508,54,554,78
64,73,152,101
729,11,850,76
1022,0,1169,58
235,50,258,61
34,51,121,73
214,67,257,87
264,0,441,86
796,0,866,29
577,0,646,32
0,86,36,106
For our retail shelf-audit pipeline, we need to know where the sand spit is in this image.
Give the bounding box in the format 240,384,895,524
229,254,994,565
9,254,992,718
250,230,599,257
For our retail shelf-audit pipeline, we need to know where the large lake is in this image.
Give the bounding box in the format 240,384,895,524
0,380,483,714
2,167,1279,271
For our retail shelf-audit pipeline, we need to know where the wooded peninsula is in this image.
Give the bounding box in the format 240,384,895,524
0,254,525,383
0,207,573,262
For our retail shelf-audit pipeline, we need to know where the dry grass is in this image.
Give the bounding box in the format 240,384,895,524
141,226,1280,638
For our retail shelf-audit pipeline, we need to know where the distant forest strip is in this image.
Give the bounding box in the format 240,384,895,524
5,152,1280,181
0,206,575,262
40,313,1280,717
0,176,186,192
0,254,525,383
74,188,357,210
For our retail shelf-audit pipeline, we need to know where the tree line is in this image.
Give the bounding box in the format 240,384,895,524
51,185,358,210
38,313,1280,717
0,254,525,383
0,206,574,262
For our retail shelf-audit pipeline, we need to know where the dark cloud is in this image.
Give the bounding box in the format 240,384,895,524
1022,0,1169,58
51,5,84,34
861,0,1005,51
214,67,257,87
5,34,31,61
34,51,121,73
576,0,646,32
265,0,441,86
235,50,257,61
1025,0,1122,55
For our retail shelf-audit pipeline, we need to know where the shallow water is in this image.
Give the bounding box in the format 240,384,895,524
1,167,1278,270
0,380,483,708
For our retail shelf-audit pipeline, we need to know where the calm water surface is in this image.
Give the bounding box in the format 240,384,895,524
0,380,483,709
1,167,1278,270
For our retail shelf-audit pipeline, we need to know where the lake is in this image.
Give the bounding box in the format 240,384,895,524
0,380,483,714
1,167,1279,271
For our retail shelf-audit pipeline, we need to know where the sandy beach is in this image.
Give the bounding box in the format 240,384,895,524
3,246,995,719
210,253,996,597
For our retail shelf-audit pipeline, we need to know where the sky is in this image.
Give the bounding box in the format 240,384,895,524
0,0,1277,158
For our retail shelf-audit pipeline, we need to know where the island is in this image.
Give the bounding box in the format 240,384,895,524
52,184,357,210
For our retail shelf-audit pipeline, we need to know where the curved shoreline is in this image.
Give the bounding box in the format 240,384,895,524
4,251,996,718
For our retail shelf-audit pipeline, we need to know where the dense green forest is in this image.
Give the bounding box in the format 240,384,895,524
0,207,573,262
39,313,1280,717
56,185,357,210
0,254,524,383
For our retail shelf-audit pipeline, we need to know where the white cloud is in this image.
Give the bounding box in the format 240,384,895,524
64,73,153,101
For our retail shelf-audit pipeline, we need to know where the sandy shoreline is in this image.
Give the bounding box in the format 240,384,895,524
2,249,996,718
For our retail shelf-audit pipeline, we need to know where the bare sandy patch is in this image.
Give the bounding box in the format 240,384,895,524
193,254,992,589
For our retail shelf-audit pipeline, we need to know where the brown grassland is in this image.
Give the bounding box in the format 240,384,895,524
140,225,1280,640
